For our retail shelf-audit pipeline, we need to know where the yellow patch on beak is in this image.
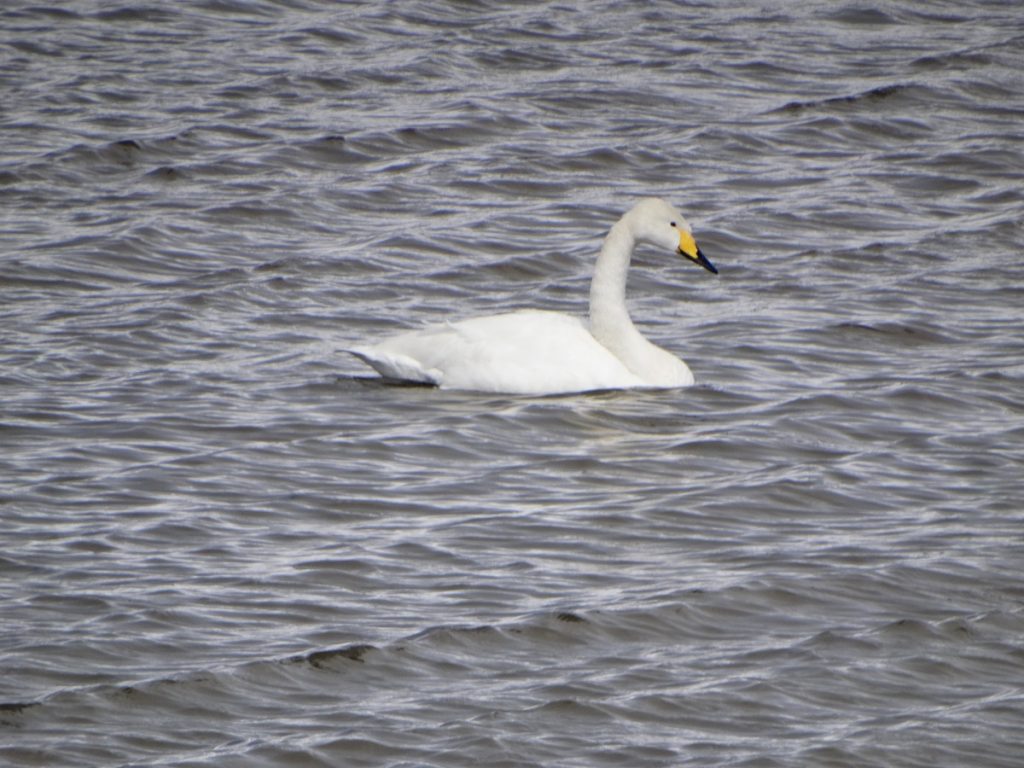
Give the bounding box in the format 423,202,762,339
678,229,699,260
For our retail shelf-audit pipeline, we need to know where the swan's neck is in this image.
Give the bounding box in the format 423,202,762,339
589,220,651,368
588,218,692,386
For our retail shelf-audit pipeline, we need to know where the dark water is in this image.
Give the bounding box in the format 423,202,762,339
3,1,1024,766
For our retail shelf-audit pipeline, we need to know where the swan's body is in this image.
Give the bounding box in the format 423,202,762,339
350,198,717,395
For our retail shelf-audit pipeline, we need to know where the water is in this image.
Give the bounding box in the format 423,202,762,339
2,1,1023,766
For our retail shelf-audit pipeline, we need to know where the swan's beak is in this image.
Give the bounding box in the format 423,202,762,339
679,230,718,274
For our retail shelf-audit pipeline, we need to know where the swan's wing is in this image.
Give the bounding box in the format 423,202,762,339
445,311,630,392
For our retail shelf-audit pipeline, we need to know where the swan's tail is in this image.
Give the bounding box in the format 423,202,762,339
348,347,442,387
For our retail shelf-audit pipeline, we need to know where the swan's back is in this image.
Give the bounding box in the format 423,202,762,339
351,310,644,395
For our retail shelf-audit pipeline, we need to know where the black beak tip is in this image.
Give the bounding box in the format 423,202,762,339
696,249,718,275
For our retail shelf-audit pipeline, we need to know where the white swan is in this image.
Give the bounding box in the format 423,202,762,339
350,198,717,395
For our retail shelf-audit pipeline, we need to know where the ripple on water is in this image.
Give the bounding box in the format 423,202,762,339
2,1,1024,767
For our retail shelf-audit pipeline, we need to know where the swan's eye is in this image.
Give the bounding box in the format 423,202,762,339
670,221,677,228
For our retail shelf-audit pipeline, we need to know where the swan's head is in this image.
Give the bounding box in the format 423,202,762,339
629,198,717,274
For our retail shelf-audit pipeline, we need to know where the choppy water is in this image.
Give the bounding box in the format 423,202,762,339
3,1,1024,766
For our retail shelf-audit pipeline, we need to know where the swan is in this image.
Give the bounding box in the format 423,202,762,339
349,198,717,395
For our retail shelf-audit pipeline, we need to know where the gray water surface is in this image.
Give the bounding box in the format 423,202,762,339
2,2,1024,766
